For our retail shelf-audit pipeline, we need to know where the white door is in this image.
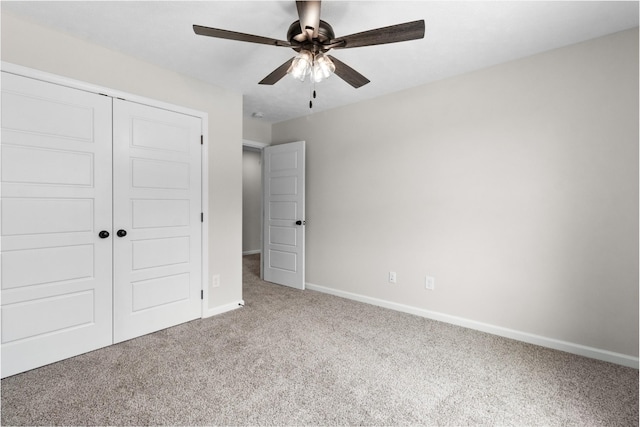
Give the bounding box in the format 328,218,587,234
0,72,113,377
112,99,202,343
262,141,305,289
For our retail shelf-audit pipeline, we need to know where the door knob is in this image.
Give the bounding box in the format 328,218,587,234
117,229,127,237
98,230,110,239
295,220,305,226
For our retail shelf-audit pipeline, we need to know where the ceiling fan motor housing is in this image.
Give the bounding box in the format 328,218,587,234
287,20,335,52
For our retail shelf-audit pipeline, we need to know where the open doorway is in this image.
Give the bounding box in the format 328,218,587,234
242,139,306,289
242,141,265,256
242,140,268,288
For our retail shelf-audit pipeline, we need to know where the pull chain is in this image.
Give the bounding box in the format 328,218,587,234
309,80,317,109
309,55,319,109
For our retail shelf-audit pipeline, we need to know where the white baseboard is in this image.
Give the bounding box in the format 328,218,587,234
305,282,639,369
202,300,245,318
242,250,261,256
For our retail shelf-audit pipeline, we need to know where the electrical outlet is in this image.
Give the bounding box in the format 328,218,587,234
212,274,220,288
389,272,397,283
425,276,435,290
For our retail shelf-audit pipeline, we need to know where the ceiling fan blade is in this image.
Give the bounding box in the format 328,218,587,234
296,1,321,41
330,20,425,49
259,58,295,85
327,55,370,89
193,25,292,47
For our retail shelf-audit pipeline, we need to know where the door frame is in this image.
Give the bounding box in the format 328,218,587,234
1,61,211,319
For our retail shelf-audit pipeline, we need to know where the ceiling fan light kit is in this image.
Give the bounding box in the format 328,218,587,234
288,50,336,83
193,1,425,106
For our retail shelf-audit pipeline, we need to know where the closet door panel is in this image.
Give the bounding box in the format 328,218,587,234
113,99,202,343
0,72,113,378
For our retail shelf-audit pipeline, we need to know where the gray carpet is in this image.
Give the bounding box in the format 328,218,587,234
1,254,638,426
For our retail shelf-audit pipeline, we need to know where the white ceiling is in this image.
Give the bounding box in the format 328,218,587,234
3,1,638,123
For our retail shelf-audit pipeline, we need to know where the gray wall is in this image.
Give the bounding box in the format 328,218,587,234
2,11,244,310
273,29,639,358
243,117,272,144
242,149,262,254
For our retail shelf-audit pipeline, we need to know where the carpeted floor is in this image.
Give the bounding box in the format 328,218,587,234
1,254,638,426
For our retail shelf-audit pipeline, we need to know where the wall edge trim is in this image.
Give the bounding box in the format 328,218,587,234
305,282,639,369
203,300,245,318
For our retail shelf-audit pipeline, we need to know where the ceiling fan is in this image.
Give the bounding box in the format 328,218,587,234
193,1,425,89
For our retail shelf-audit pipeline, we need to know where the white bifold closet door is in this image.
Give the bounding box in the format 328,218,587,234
1,72,203,377
112,99,202,343
1,72,114,377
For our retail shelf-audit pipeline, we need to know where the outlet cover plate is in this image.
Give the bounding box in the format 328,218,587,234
425,276,435,290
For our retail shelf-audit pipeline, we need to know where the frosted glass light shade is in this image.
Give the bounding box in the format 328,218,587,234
287,50,313,81
312,52,336,83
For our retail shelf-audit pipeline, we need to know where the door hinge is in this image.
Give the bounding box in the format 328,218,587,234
201,212,204,223
201,290,204,300
201,135,203,145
